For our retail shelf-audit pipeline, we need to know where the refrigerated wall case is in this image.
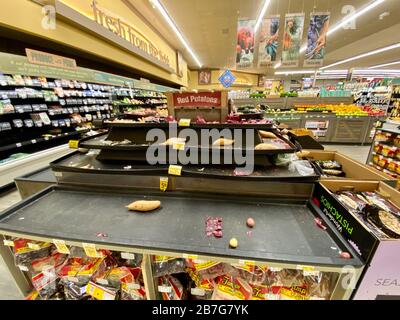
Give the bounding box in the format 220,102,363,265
367,120,400,188
0,122,366,300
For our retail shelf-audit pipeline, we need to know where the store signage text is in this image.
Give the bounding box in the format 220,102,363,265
91,1,170,67
26,49,77,70
375,279,400,287
173,92,222,107
320,195,353,235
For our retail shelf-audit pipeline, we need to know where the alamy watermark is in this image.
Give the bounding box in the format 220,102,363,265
146,124,255,172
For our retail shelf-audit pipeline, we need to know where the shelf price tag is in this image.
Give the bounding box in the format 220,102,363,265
297,265,315,271
173,142,185,150
82,243,102,258
158,286,172,293
69,140,79,149
269,267,283,272
179,119,191,127
86,281,115,300
191,288,205,296
121,252,135,260
53,239,70,255
303,270,321,277
160,177,169,192
3,240,14,247
168,165,182,176
238,260,255,267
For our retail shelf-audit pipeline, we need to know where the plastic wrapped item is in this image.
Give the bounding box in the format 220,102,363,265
117,252,143,267
186,260,233,281
306,273,335,300
25,290,41,300
121,282,146,300
59,257,105,286
336,191,369,212
86,281,118,300
64,282,90,300
364,205,400,239
251,284,269,300
315,160,342,170
13,239,53,268
31,252,68,275
211,275,252,300
361,192,400,218
31,266,62,300
231,264,268,286
153,256,186,277
158,275,185,300
273,153,297,167
289,160,315,176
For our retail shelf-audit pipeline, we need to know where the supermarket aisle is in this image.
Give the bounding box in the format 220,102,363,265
0,191,23,300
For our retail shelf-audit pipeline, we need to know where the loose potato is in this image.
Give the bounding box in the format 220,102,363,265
161,138,185,146
255,143,279,150
259,130,277,139
212,138,235,146
296,150,310,158
126,200,161,212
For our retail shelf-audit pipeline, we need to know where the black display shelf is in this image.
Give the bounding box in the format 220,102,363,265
0,130,88,153
0,184,362,266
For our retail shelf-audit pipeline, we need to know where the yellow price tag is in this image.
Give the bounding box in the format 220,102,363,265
3,240,14,247
27,243,41,250
69,140,79,149
173,142,185,150
82,243,102,258
86,282,116,300
53,239,70,255
179,119,191,127
160,177,169,192
297,265,315,271
168,165,182,176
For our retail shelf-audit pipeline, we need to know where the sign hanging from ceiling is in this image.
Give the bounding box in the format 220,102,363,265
281,13,305,68
219,70,236,88
257,16,280,68
304,12,331,67
173,92,222,107
236,19,256,69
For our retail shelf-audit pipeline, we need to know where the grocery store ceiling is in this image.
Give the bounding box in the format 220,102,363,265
130,0,400,74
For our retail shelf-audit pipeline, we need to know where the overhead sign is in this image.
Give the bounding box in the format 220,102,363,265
54,0,174,73
218,70,236,88
26,49,77,70
236,20,256,69
173,92,222,107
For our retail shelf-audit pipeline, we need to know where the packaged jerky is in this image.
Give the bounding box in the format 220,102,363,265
13,239,53,268
231,264,268,286
59,257,105,286
211,275,252,300
153,256,186,277
186,260,232,280
306,273,335,300
31,266,62,300
251,284,269,300
121,282,146,300
158,275,186,300
64,282,90,300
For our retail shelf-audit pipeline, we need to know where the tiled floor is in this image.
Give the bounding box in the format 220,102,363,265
0,144,372,300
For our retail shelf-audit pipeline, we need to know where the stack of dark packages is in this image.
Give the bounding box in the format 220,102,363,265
336,191,400,239
10,239,146,300
153,256,336,300
314,160,345,177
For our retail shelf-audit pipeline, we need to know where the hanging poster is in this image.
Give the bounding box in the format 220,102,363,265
304,12,331,67
281,13,305,67
258,16,280,67
176,51,185,78
236,20,256,68
198,70,212,85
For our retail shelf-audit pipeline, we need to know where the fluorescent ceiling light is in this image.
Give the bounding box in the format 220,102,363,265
319,69,348,74
320,43,400,70
150,0,202,68
369,61,400,69
254,0,271,33
354,69,400,73
275,70,316,75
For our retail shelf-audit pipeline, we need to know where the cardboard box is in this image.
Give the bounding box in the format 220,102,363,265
313,180,400,300
306,150,397,187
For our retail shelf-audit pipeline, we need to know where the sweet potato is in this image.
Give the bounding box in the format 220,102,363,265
259,130,277,139
212,138,235,146
255,143,279,150
126,200,161,212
